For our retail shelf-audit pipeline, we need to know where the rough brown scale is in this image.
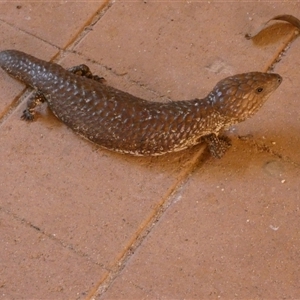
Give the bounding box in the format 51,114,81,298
0,50,282,158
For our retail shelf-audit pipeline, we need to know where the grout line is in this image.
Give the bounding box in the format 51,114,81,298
66,0,114,51
0,205,109,270
85,146,207,300
61,49,174,102
0,19,60,51
0,87,29,125
252,26,300,164
263,28,299,73
238,135,300,168
53,0,114,61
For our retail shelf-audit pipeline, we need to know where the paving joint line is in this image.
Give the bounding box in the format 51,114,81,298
68,0,114,50
246,26,300,166
0,88,30,126
263,27,299,72
54,0,114,61
0,19,60,50
64,49,173,102
238,135,300,168
0,206,109,270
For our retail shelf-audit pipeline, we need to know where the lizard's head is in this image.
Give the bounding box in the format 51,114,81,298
208,72,282,123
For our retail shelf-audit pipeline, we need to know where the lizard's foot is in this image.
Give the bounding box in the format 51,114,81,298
21,91,46,121
203,133,232,159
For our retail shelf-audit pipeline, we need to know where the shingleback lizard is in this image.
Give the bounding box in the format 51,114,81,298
0,50,282,158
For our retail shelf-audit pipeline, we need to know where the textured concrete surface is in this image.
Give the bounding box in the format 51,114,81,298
0,2,299,300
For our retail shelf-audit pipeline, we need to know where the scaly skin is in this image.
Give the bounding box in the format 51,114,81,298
0,50,282,157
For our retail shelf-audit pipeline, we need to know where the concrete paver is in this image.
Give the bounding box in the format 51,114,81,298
0,2,299,300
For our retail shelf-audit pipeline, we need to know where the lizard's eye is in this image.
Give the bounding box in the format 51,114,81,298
256,87,264,93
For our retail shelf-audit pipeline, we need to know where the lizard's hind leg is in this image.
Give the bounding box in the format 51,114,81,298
21,64,106,121
21,90,47,121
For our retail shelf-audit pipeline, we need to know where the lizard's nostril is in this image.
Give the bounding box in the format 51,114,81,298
276,75,283,84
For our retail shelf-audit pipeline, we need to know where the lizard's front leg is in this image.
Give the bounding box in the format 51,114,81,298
203,133,232,158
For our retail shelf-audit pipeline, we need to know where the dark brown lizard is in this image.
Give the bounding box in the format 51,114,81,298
0,50,282,158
